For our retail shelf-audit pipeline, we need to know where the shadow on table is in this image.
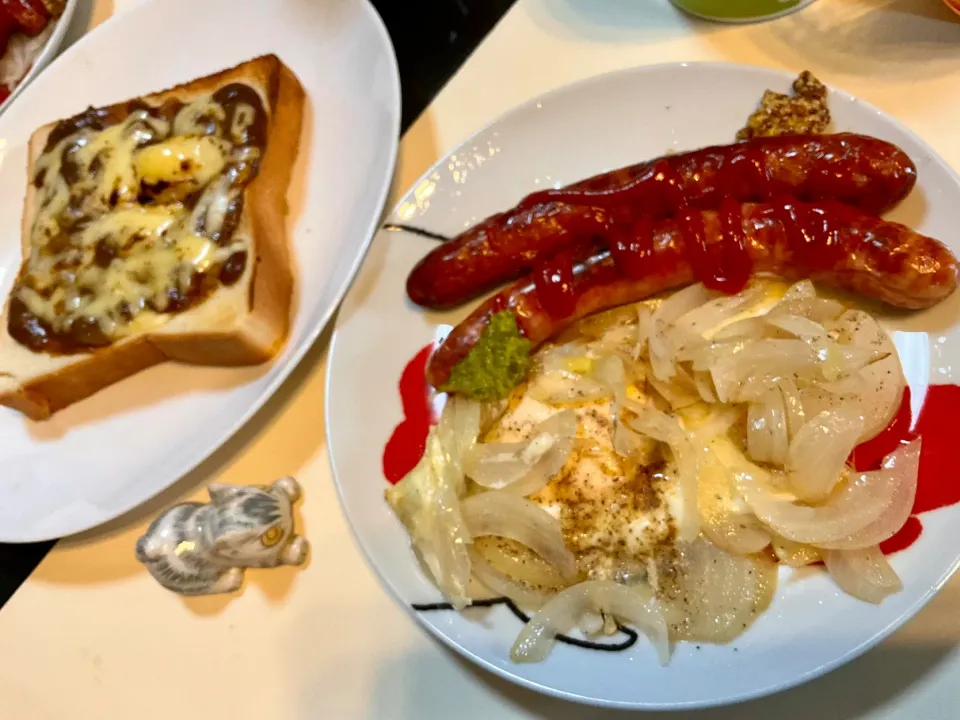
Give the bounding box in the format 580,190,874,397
369,577,960,719
703,0,960,80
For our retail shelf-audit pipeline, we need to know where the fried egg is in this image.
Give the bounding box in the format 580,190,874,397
484,391,683,582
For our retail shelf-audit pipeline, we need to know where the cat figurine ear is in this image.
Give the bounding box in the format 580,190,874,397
136,476,309,596
208,483,248,505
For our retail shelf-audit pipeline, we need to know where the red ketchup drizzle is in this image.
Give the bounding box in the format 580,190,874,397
850,384,960,554
609,215,658,280
382,344,436,484
717,147,773,201
512,152,784,300
534,249,577,319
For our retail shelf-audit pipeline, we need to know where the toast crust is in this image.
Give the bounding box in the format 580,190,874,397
0,54,304,420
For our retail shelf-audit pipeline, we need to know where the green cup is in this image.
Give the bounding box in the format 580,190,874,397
670,0,815,22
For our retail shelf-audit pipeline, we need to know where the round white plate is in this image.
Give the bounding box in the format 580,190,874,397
327,63,960,709
0,0,78,115
0,0,400,541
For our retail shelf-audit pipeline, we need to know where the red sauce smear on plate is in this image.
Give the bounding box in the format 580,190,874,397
382,344,436,484
851,384,960,554
382,343,960,555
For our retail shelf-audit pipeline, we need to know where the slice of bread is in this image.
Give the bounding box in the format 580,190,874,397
0,54,304,420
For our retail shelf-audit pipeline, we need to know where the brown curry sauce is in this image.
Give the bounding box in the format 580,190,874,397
9,83,268,355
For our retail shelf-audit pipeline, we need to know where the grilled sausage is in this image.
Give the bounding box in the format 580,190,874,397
425,200,957,389
408,133,918,310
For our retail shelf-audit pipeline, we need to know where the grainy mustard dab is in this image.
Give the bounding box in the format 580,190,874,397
737,70,831,140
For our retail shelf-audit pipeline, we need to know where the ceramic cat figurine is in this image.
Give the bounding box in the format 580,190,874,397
135,476,309,596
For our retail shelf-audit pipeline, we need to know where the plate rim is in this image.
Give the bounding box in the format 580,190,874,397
0,0,401,543
325,59,960,709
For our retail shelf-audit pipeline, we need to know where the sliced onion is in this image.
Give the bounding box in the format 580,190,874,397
664,537,777,643
668,282,765,349
472,536,567,589
779,279,817,302
818,439,921,550
592,354,627,405
710,339,817,402
465,443,532,488
511,581,669,664
583,328,640,364
778,378,806,439
771,535,822,567
462,492,578,580
578,611,606,636
693,370,718,403
573,305,639,340
773,315,903,446
538,343,593,376
699,453,771,555
648,373,700,410
469,548,551,609
739,466,899,545
649,284,714,381
480,399,509,435
787,407,863,502
691,405,739,443
653,283,714,326
591,353,646,461
710,317,769,343
623,398,685,444
818,341,886,383
613,414,652,459
623,400,700,542
831,310,905,442
824,546,902,603
709,333,882,405
386,431,472,608
535,409,578,439
685,339,742,371
772,296,846,323
435,396,482,494
714,436,900,545
765,314,827,342
466,410,576,495
635,304,653,360
747,387,789,466
528,371,611,405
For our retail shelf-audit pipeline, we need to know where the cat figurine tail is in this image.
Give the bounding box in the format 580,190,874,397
136,476,309,596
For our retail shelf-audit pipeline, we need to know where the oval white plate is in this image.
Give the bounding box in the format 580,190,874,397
0,0,78,115
327,63,960,709
0,0,400,541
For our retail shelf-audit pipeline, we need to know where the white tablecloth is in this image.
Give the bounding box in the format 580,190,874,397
2,0,960,717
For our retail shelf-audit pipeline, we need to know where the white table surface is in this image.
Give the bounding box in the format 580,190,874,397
3,0,960,718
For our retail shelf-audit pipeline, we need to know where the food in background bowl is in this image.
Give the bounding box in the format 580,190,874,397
0,0,68,103
669,0,817,22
